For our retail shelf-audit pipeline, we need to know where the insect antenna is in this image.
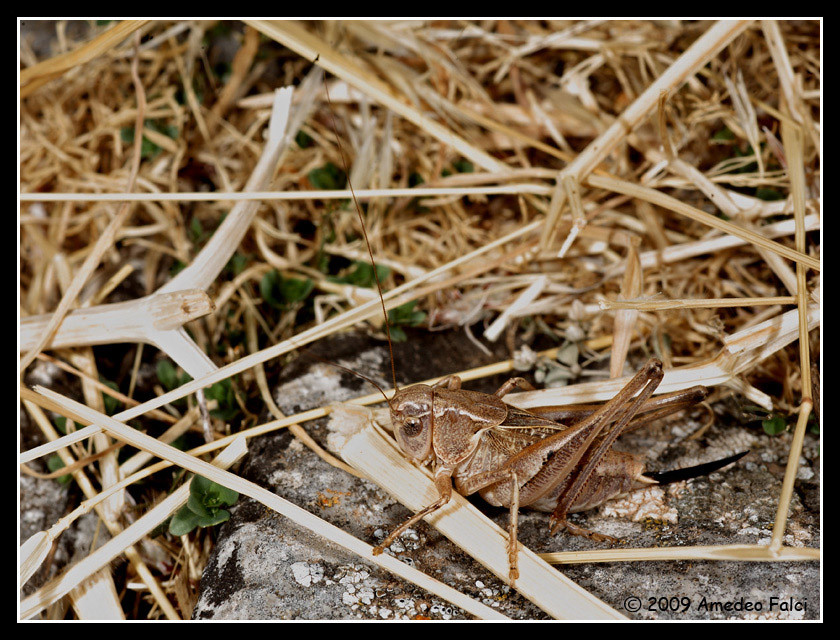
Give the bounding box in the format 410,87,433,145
322,74,400,396
294,345,393,404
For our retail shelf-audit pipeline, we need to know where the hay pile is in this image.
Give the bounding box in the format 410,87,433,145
19,20,820,619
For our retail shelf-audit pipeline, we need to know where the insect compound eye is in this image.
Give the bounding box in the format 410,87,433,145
401,417,423,438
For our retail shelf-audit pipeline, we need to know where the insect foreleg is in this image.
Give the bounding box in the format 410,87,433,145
373,468,454,556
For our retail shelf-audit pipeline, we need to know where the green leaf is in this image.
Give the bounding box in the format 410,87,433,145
755,187,785,201
308,162,346,190
156,359,178,390
205,378,240,421
388,300,426,328
212,483,239,506
54,416,78,435
225,252,249,276
187,493,213,518
196,509,232,528
452,159,474,173
260,270,313,309
188,216,206,243
190,474,214,495
385,300,427,342
712,127,735,142
808,413,819,435
328,261,390,288
101,379,121,415
170,476,239,536
762,414,788,436
47,455,72,485
295,129,313,149
280,277,314,305
192,475,239,507
169,506,203,536
119,119,179,159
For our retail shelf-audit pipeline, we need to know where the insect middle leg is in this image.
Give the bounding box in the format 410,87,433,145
371,468,453,556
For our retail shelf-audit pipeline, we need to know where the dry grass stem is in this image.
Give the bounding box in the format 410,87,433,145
541,544,820,565
601,296,797,311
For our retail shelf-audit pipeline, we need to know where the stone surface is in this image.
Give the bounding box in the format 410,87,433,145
193,329,820,620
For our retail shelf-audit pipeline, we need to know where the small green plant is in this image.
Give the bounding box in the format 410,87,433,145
761,413,788,436
307,162,346,190
101,378,122,415
120,119,178,159
328,260,390,289
54,416,78,434
205,378,241,422
295,129,314,149
168,475,239,537
387,300,427,342
47,455,72,485
742,405,806,436
259,269,314,310
224,252,249,277
156,359,192,392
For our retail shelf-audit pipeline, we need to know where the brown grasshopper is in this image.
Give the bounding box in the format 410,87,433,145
321,79,745,586
369,358,744,584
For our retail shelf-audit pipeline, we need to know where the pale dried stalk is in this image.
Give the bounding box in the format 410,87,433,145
483,275,548,342
30,219,542,435
555,174,586,259
541,544,819,565
334,409,624,620
158,87,294,295
19,86,296,453
770,119,816,553
119,406,201,478
25,387,509,621
32,354,177,424
67,352,122,525
601,296,796,311
19,183,554,203
645,145,799,295
243,304,362,478
610,238,641,378
69,574,123,621
762,20,819,151
19,289,213,352
19,291,817,473
22,404,233,591
627,214,820,275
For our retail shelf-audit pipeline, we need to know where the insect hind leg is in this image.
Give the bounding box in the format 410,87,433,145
547,358,665,536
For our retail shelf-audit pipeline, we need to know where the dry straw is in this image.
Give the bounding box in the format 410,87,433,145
20,20,819,619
